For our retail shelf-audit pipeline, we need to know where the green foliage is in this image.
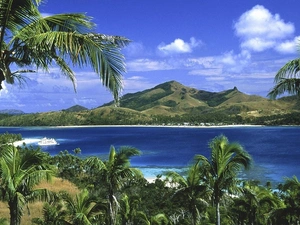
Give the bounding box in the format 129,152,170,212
194,135,252,225
0,0,129,102
118,89,173,111
192,89,235,107
0,139,55,225
0,132,22,145
2,80,300,126
31,201,68,225
49,150,86,187
163,100,178,107
1,132,300,224
268,59,300,99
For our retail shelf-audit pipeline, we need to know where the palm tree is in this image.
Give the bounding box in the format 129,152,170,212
0,0,130,101
272,176,300,224
135,212,169,225
32,200,68,225
268,58,300,99
149,214,169,225
231,180,282,225
119,193,147,225
85,145,142,225
0,145,55,225
166,161,209,225
194,135,252,225
61,189,105,225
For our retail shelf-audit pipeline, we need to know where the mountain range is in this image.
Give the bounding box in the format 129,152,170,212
103,80,298,117
0,80,299,126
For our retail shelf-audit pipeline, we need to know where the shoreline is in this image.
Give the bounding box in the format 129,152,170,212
51,124,265,129
5,124,300,129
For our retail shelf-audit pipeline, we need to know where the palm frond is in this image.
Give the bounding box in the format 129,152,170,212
274,59,300,81
1,4,129,100
15,192,26,223
0,0,40,36
268,59,300,99
268,78,300,99
42,13,95,32
85,156,105,171
29,188,56,203
165,171,187,187
10,14,129,99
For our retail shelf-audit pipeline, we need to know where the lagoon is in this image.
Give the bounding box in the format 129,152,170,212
2,125,300,185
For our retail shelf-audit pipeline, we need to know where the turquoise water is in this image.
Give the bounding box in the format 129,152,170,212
2,126,300,184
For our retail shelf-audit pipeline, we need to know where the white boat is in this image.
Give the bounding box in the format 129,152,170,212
38,137,58,146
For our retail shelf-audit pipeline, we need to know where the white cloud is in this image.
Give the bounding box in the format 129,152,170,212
0,82,17,100
158,37,202,55
127,76,145,81
184,57,215,68
218,50,251,73
241,38,275,52
41,13,53,18
206,76,226,81
127,58,173,71
275,36,300,54
234,5,295,53
189,68,222,76
123,76,156,93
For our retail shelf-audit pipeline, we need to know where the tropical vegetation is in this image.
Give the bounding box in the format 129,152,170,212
3,80,300,126
0,133,299,224
0,142,55,225
0,0,129,102
194,135,252,225
268,59,300,99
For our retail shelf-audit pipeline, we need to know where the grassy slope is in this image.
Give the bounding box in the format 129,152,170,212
0,178,79,224
0,80,299,125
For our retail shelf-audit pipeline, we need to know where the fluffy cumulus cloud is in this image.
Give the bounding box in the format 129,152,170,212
275,36,300,54
234,5,296,53
157,37,202,55
219,50,252,73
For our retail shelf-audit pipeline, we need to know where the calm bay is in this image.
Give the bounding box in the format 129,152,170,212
1,125,300,185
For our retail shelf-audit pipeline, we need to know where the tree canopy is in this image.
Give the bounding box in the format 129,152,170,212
0,0,130,102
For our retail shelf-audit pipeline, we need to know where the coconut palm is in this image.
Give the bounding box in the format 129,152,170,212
61,189,105,225
231,180,282,225
194,135,252,225
272,176,300,224
149,214,169,225
0,0,130,101
119,193,148,225
85,145,142,225
268,58,300,99
31,200,68,225
166,161,209,225
0,145,55,225
135,212,169,225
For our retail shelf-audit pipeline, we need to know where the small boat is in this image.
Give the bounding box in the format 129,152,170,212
38,137,58,146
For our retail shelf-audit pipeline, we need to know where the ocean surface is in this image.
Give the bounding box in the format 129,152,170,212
1,126,300,185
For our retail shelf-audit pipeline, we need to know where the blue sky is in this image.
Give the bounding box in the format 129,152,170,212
1,0,300,113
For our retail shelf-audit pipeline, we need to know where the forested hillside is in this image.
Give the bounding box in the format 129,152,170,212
1,81,300,126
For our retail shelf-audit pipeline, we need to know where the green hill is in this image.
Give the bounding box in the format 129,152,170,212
63,105,88,112
1,80,300,126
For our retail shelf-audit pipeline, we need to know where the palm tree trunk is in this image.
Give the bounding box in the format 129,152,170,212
9,200,20,225
109,191,117,225
216,202,220,225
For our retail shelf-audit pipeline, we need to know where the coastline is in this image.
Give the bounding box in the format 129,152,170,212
6,125,299,185
51,124,264,129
